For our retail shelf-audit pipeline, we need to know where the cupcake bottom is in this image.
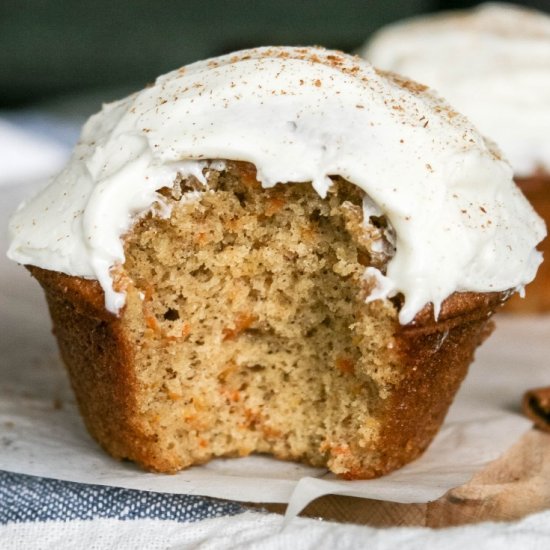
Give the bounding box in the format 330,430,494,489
28,164,507,479
504,173,550,313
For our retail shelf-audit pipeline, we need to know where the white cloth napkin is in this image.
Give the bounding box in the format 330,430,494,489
2,509,550,550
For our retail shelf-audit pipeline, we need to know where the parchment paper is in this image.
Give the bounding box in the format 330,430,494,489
1,182,547,513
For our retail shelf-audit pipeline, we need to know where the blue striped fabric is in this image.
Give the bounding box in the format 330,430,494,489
0,470,246,524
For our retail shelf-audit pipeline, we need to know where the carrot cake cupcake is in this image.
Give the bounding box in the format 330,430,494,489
8,47,545,478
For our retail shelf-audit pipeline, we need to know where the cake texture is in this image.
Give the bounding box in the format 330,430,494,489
8,47,546,478
362,3,550,312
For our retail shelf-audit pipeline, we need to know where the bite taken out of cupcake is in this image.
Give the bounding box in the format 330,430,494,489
8,46,545,478
363,2,550,312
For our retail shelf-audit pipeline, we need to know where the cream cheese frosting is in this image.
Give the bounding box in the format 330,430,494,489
362,3,550,178
7,46,546,324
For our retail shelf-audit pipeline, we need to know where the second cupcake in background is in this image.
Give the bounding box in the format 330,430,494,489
362,2,550,313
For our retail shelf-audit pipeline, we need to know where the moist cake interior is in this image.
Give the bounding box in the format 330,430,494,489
118,161,400,475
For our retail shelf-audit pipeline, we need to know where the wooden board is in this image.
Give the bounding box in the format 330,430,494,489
258,428,550,527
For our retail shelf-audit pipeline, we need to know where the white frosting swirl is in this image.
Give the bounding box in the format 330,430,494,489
362,3,550,177
7,46,545,324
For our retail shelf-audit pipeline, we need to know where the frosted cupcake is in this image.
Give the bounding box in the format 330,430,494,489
8,47,545,478
363,3,550,312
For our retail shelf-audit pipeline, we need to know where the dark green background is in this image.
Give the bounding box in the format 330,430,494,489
1,0,548,107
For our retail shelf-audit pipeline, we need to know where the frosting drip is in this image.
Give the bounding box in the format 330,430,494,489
8,46,545,323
